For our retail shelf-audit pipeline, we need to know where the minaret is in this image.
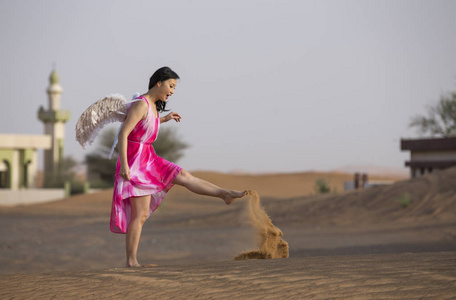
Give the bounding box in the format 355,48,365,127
38,70,70,181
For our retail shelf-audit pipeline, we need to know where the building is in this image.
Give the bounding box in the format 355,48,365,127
38,70,70,181
0,134,51,189
400,136,456,178
0,70,69,205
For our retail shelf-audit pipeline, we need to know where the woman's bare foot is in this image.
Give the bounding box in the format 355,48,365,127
127,260,158,268
126,260,142,268
222,190,247,205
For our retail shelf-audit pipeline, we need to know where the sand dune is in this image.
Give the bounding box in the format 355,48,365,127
187,170,407,198
0,168,455,298
0,169,405,216
263,166,456,227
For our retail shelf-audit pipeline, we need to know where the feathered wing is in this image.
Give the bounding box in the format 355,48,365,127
75,94,128,148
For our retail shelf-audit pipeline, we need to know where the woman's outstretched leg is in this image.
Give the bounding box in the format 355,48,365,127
173,169,246,204
125,195,150,267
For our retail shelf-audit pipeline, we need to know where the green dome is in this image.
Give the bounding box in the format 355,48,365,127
49,70,59,84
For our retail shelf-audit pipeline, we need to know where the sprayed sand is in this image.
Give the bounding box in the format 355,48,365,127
235,190,289,260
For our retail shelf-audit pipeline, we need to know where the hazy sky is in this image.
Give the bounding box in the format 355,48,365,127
1,0,456,173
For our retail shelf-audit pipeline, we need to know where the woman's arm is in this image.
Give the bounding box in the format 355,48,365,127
118,101,148,180
160,112,182,124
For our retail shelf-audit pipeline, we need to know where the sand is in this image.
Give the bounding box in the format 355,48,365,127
1,252,455,299
235,190,289,260
0,168,455,298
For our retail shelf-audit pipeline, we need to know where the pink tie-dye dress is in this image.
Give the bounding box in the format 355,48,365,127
110,95,182,234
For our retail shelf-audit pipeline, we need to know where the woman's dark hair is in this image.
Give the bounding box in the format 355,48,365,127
148,66,180,113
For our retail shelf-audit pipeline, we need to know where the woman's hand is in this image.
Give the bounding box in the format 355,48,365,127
119,163,131,181
161,112,182,123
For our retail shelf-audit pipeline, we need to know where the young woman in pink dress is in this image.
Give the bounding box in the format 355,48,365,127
111,66,247,268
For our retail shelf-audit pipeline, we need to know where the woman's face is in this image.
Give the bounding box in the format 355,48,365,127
158,79,177,102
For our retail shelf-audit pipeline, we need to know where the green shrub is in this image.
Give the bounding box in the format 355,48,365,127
397,193,411,208
315,178,331,194
69,180,85,195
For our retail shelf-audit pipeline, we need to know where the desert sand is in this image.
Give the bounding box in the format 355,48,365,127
1,168,455,299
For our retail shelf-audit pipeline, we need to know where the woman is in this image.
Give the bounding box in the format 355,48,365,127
111,66,247,268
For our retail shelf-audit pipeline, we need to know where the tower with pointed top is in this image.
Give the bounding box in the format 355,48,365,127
38,70,70,182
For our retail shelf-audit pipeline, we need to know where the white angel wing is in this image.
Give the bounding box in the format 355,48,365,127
75,94,128,148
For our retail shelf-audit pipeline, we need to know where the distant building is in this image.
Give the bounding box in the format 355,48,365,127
0,70,68,204
401,137,456,178
344,173,395,191
0,70,69,189
0,134,51,189
38,70,70,182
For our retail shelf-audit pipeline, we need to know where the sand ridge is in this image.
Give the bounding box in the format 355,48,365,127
1,252,454,299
